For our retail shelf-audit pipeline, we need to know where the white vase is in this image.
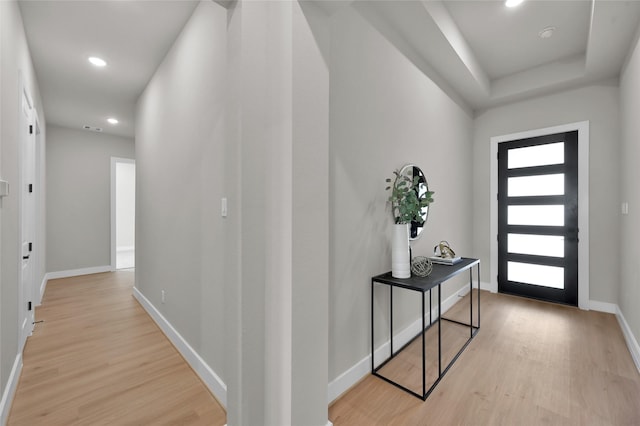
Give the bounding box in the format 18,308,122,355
391,223,411,278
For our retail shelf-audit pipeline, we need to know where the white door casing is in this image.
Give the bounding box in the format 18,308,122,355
19,83,36,349
34,117,44,306
490,121,590,310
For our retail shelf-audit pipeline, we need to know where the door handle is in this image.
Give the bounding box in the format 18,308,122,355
22,255,29,260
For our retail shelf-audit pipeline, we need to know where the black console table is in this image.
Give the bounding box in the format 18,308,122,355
371,258,480,400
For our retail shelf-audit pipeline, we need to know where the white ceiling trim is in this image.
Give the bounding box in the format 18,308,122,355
421,1,490,96
354,0,640,113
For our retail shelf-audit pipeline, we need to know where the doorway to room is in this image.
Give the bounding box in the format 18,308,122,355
111,158,136,270
497,131,578,306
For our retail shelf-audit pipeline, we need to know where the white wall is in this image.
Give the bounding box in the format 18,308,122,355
135,0,227,397
328,6,474,383
291,3,330,423
229,3,331,422
46,125,134,273
473,82,621,304
620,33,640,346
0,0,46,416
138,2,332,423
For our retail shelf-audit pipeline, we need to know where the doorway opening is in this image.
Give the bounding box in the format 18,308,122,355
111,158,136,270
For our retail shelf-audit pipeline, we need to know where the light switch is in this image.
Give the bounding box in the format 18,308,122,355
622,202,629,215
221,197,228,218
0,180,9,197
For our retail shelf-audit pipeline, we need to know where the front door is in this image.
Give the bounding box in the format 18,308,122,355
497,131,579,306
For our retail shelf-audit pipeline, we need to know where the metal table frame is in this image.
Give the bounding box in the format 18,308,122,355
371,258,480,400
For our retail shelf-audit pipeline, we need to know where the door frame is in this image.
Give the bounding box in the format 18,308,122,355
18,80,36,349
490,121,590,310
110,157,136,271
33,115,45,306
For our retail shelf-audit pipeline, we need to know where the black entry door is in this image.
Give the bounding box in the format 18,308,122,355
498,131,578,306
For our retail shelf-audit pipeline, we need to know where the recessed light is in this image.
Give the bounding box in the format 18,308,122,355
88,56,107,67
107,118,119,125
505,0,524,7
538,26,555,39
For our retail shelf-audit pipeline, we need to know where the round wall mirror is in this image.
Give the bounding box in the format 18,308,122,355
396,164,431,240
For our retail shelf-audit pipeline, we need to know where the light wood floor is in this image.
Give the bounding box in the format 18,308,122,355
330,291,640,425
9,274,640,425
8,271,226,425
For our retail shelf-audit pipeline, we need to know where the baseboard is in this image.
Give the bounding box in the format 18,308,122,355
328,285,473,403
591,301,639,373
132,287,227,408
0,353,23,426
37,274,47,306
589,300,617,314
480,280,497,293
616,306,640,374
46,265,113,280
327,352,370,404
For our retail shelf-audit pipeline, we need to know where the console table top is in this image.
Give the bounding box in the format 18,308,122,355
372,257,479,292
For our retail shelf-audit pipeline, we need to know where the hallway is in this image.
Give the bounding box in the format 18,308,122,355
7,271,225,425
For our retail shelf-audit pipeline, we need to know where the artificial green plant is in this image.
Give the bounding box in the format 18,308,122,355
385,169,434,224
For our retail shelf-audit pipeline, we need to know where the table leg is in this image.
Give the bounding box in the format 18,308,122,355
438,283,442,376
469,268,473,338
390,285,393,356
371,280,374,372
429,289,432,325
478,263,481,328
422,291,426,398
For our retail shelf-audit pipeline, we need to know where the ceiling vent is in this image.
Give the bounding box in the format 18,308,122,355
538,26,556,39
83,125,103,132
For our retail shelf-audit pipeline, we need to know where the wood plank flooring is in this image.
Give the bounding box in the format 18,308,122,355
330,291,640,425
8,271,226,425
9,273,640,425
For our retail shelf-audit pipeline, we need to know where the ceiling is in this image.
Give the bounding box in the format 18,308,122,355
18,1,640,139
19,0,199,138
444,1,592,80
336,0,640,113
